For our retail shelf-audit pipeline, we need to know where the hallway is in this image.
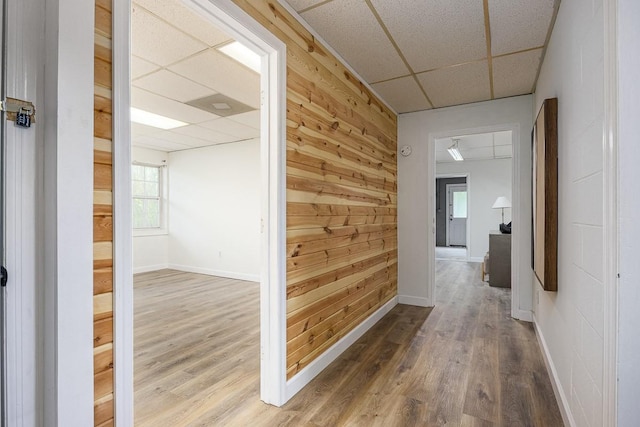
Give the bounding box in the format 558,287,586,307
133,262,562,426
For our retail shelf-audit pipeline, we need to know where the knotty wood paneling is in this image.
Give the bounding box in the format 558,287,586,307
231,0,398,378
94,0,113,423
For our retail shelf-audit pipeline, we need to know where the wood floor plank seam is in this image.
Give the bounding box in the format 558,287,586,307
134,266,563,426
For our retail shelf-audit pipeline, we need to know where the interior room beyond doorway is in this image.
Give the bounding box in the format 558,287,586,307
129,0,264,422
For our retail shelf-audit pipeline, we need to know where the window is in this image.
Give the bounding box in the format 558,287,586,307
452,191,468,218
132,164,162,229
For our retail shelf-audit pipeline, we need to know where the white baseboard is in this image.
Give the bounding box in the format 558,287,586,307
398,295,433,307
284,296,399,401
132,264,169,274
533,314,575,427
468,256,484,263
168,264,260,282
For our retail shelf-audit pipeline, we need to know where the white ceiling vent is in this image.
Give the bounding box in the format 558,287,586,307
186,93,256,117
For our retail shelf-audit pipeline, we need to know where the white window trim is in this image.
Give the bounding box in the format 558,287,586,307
131,162,168,236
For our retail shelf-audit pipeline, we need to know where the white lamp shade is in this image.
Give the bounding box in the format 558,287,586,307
492,196,512,209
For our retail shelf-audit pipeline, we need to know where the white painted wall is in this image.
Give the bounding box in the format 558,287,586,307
167,139,261,281
131,147,169,273
616,0,640,424
398,95,532,317
437,158,512,260
532,1,608,426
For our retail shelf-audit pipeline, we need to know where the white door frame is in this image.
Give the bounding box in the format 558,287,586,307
429,126,522,320
445,183,468,247
112,0,288,422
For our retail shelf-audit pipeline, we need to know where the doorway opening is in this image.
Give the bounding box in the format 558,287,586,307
113,0,287,423
435,176,469,261
433,130,513,303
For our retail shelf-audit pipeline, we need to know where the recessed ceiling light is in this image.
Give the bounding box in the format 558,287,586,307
217,41,261,74
130,107,188,130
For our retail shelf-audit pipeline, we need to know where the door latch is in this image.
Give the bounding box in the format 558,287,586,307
1,97,36,127
1,266,7,287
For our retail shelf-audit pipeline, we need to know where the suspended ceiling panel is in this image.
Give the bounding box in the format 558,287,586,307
300,0,409,82
131,0,260,153
134,0,231,46
131,5,207,66
435,130,513,163
369,0,487,72
134,69,217,103
371,76,431,113
167,50,260,109
488,0,557,56
493,48,543,99
285,0,559,113
417,61,491,108
131,56,160,79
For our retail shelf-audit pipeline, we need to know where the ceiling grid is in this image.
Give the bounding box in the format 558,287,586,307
291,0,560,113
130,0,561,152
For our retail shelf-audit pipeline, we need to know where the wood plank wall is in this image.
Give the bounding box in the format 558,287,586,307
231,0,398,379
94,0,115,425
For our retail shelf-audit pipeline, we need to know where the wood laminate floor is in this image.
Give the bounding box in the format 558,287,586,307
134,263,563,426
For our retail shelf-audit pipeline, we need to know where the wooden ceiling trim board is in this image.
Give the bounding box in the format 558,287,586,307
370,73,413,85
298,0,335,14
483,0,495,99
531,0,562,93
410,57,490,77
363,0,434,109
493,45,545,59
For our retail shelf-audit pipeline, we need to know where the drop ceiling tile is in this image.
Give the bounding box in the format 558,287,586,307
494,130,512,146
489,0,556,56
458,133,494,148
133,70,216,103
148,129,219,148
371,77,430,113
133,0,232,46
285,0,327,12
417,61,491,108
301,0,409,82
131,122,160,137
495,144,513,158
132,87,220,124
227,110,261,130
131,56,160,79
199,118,260,140
436,151,455,163
370,0,486,72
171,124,239,144
168,49,260,109
132,4,207,66
493,49,542,99
462,146,495,160
133,135,191,152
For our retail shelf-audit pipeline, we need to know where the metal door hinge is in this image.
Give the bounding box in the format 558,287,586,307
1,97,36,127
1,266,7,287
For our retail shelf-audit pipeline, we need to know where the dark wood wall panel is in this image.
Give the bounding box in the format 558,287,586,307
94,0,114,425
231,0,398,379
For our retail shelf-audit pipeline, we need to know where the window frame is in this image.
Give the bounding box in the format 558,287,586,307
131,162,168,236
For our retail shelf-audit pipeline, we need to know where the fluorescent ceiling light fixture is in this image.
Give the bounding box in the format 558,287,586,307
130,107,188,130
218,41,261,74
447,139,464,161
